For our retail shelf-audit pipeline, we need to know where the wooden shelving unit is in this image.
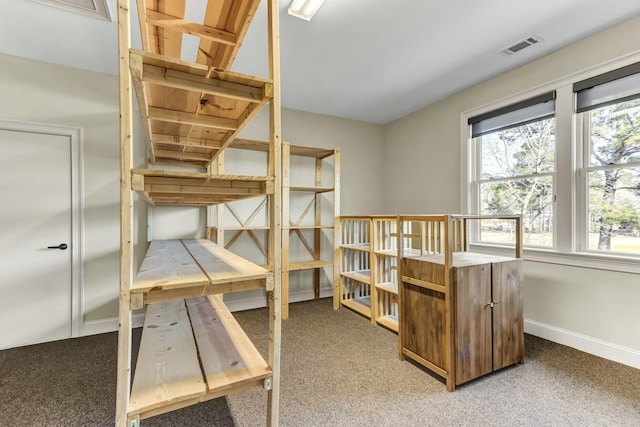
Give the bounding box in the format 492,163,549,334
398,215,524,391
337,216,373,319
207,140,340,319
116,1,282,426
371,216,400,331
282,142,340,319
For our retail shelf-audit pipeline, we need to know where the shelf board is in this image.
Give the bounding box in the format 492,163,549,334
129,299,206,418
375,282,398,295
132,240,273,305
340,243,371,252
341,296,372,318
376,314,398,332
287,260,333,271
186,296,271,393
128,295,271,420
374,249,398,257
288,225,334,230
341,270,371,284
131,169,273,207
288,144,336,159
289,185,334,193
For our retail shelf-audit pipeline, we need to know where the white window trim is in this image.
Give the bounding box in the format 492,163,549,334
460,51,640,274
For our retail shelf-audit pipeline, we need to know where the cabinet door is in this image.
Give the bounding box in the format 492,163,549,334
491,260,524,370
454,264,492,384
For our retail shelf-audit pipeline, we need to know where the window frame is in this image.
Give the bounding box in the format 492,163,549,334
460,54,640,274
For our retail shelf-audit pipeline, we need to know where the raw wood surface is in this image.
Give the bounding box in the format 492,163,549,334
182,239,271,284
454,263,493,385
401,282,447,371
185,296,271,393
131,169,273,206
491,259,525,369
132,240,209,293
129,300,206,416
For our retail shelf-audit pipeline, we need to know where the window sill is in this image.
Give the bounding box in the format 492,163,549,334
468,243,640,274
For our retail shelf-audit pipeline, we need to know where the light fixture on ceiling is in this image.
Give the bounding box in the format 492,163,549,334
288,0,326,21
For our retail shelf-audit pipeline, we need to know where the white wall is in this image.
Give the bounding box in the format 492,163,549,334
151,107,385,309
0,53,146,328
382,16,640,364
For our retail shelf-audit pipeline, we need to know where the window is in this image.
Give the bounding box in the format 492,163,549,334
463,60,640,266
575,64,640,256
469,92,556,247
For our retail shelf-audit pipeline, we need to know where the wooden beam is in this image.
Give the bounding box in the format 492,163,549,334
149,106,238,131
116,1,133,426
129,52,156,163
152,133,222,149
146,9,238,46
143,63,265,103
155,149,214,162
211,102,266,162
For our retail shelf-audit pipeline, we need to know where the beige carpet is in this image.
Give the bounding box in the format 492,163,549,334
0,298,638,426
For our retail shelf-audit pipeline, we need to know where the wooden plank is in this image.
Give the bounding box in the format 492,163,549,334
341,243,371,252
186,296,271,393
341,296,372,317
287,260,332,271
143,278,268,306
143,63,266,103
333,150,341,310
129,51,156,163
116,0,133,425
182,239,271,285
341,270,371,285
131,240,209,293
267,0,283,422
196,0,261,69
145,9,238,46
375,281,398,294
401,275,446,294
401,281,448,372
145,0,186,58
152,133,222,149
149,107,238,131
453,263,493,385
491,259,525,369
128,300,206,416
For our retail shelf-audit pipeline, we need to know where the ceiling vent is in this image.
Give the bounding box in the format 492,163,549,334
500,35,543,56
31,0,111,21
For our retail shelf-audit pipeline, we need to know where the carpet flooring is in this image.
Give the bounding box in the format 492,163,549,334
1,298,638,426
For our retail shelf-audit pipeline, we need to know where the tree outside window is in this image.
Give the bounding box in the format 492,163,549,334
586,99,640,254
478,118,555,247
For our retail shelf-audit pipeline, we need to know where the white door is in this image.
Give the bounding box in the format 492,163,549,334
0,125,78,349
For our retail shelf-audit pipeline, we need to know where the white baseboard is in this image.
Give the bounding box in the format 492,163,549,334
525,319,640,369
82,313,145,336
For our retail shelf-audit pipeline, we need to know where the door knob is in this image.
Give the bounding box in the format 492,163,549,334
47,243,68,250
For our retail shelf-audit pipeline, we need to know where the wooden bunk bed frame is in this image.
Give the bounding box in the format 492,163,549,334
116,1,282,426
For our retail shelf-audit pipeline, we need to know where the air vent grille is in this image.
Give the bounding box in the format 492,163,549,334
500,35,543,56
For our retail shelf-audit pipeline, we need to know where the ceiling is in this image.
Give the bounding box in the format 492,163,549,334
2,0,640,124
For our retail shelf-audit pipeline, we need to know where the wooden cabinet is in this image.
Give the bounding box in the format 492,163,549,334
399,215,524,391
